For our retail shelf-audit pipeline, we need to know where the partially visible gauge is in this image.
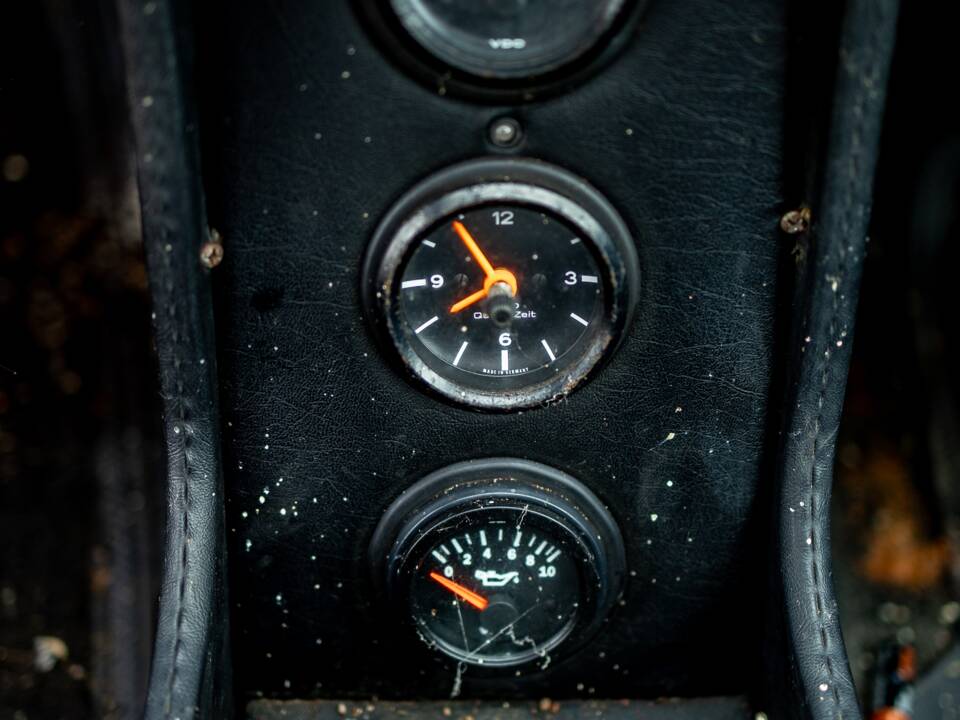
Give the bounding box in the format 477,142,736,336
369,459,626,669
385,0,631,80
362,158,639,410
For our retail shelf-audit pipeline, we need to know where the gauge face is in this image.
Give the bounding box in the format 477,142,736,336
364,158,639,410
409,508,581,666
387,0,630,79
399,205,603,381
370,459,626,671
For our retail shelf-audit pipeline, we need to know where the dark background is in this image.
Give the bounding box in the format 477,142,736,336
1,0,957,718
0,3,162,719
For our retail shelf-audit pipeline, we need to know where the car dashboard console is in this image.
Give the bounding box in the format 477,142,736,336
115,1,900,718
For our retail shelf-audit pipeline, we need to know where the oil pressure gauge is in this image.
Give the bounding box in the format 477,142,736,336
363,158,639,410
369,459,626,668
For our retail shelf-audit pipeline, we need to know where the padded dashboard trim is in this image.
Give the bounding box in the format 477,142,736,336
117,0,232,717
774,0,899,717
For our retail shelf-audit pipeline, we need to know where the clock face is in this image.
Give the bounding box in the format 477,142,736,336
364,158,639,410
397,205,604,380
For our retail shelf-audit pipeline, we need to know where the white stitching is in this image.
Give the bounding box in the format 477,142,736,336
163,233,193,720
807,8,883,716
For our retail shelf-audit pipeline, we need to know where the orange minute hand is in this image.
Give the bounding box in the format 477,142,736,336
428,571,489,611
452,220,496,278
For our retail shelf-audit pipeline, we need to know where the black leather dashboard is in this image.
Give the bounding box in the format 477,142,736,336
204,0,785,701
117,0,901,716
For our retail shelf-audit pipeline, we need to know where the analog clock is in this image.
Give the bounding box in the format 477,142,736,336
363,158,639,410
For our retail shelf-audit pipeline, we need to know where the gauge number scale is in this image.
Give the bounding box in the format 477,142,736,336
371,459,627,670
413,519,579,666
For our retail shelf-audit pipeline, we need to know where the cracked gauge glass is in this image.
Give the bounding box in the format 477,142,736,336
410,508,581,666
370,459,626,671
364,158,639,410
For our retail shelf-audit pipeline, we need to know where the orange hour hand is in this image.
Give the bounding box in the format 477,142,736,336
429,571,488,611
449,287,488,314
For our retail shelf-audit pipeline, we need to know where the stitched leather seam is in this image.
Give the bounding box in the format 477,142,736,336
162,227,193,718
809,14,880,717
811,356,841,711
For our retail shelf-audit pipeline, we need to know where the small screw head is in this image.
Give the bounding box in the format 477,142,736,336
199,229,224,268
489,117,522,148
780,206,811,234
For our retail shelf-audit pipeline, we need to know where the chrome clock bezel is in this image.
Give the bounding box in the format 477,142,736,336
362,157,640,411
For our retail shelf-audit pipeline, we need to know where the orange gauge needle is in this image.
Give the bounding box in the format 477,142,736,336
428,571,489,611
452,220,495,278
448,220,519,314
449,287,489,314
